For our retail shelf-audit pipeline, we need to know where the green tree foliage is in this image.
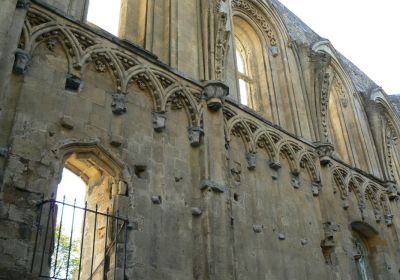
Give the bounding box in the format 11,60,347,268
51,225,80,279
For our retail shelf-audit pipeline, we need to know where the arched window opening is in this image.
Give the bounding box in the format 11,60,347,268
86,0,122,36
31,150,129,280
353,236,371,280
351,222,378,280
233,16,268,112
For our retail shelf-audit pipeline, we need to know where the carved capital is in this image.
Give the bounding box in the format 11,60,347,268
202,81,229,111
16,0,31,9
188,127,204,147
152,112,167,132
111,93,127,115
13,48,31,75
315,142,334,165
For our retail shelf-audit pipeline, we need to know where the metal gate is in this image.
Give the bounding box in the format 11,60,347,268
30,198,129,280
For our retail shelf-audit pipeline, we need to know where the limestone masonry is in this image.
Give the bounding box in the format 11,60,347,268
1,0,400,279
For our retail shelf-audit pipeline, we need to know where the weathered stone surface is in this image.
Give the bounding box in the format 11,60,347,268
0,1,399,279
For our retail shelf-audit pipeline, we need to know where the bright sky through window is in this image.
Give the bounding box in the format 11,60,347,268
236,50,248,106
278,0,400,95
86,0,122,36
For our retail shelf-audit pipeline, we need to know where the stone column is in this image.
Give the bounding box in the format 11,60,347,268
118,0,147,47
364,100,391,180
0,1,30,175
198,81,234,279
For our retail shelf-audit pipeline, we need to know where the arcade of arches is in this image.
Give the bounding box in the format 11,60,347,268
1,0,400,279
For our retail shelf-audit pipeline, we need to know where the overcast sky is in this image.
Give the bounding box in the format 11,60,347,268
278,0,400,95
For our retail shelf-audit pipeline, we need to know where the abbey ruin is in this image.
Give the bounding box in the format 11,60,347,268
1,0,400,279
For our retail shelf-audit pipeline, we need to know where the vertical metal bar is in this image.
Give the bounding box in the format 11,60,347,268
123,220,128,278
53,196,66,277
39,200,55,275
103,208,109,280
77,201,88,280
90,204,98,280
113,211,119,280
30,201,44,273
66,199,77,279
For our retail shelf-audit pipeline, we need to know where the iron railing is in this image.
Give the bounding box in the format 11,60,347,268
30,198,129,280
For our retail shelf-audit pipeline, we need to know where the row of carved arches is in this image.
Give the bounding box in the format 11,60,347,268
224,105,320,184
19,6,204,129
331,164,393,225
224,104,393,225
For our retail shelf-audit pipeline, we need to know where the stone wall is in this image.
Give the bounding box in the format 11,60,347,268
0,1,400,280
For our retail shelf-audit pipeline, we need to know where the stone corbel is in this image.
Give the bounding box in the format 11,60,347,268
246,152,256,170
13,49,31,75
315,142,334,166
291,172,300,189
16,0,31,9
202,81,229,111
269,160,281,180
188,126,204,147
111,93,127,115
385,182,399,200
311,181,321,196
152,112,167,132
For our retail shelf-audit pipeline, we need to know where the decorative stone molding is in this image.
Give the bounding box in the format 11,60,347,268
214,1,230,80
200,179,225,193
152,112,167,132
231,0,278,46
65,73,81,91
16,0,31,9
202,81,229,111
246,152,256,170
111,93,127,115
13,49,31,75
188,127,204,147
315,142,334,165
